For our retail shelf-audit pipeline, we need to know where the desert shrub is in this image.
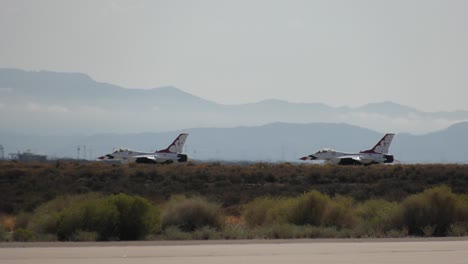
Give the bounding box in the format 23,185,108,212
107,194,160,240
35,233,57,241
222,223,251,239
354,199,398,237
287,190,330,226
392,186,468,236
422,225,437,237
4,161,468,215
244,191,357,229
57,197,118,241
265,199,294,225
242,197,275,227
192,226,221,240
28,193,103,235
14,211,32,229
254,224,351,239
161,197,223,232
70,230,99,241
57,193,159,241
162,226,191,240
28,213,60,236
385,228,408,238
447,222,468,237
242,197,290,227
304,226,352,238
322,196,358,228
459,194,468,204
0,223,7,241
12,228,36,242
258,223,303,239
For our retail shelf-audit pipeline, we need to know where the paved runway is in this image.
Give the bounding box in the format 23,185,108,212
1,239,467,264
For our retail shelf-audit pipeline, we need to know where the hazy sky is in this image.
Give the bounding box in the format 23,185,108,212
1,0,467,111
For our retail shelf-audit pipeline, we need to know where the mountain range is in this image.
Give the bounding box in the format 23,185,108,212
1,68,468,135
1,68,468,163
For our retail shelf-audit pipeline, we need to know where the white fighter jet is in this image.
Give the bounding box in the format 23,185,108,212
97,133,189,164
299,133,395,165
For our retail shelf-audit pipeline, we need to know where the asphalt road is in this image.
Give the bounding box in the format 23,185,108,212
1,239,467,264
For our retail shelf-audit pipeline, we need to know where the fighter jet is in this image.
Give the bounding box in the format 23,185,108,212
97,133,189,164
299,133,395,165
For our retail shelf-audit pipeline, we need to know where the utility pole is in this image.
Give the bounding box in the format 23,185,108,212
77,146,80,160
0,145,4,160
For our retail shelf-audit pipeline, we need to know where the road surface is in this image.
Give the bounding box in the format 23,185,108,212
1,238,467,264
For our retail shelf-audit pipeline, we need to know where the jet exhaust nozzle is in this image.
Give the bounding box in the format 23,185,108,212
384,154,394,163
177,154,188,162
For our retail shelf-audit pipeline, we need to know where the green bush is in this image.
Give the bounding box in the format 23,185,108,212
354,199,398,237
70,230,99,241
0,223,7,241
161,226,191,240
28,213,60,235
57,194,159,241
322,196,357,229
242,197,273,227
251,224,351,239
258,223,302,239
242,197,288,227
385,228,408,238
393,186,468,236
287,191,329,226
27,193,103,235
12,228,36,242
57,198,118,241
192,226,221,240
221,224,251,239
14,211,32,229
447,222,468,237
304,226,351,238
161,197,223,232
243,191,358,230
108,194,160,240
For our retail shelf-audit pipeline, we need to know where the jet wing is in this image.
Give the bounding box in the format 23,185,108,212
336,156,365,165
337,155,379,165
133,155,158,164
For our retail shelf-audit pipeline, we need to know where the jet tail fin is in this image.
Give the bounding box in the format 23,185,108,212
360,133,395,154
158,133,188,154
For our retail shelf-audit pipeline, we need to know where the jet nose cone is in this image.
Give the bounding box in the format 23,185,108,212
300,155,317,160
97,154,114,160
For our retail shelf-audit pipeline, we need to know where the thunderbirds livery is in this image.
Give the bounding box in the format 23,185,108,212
300,133,395,165
97,133,189,164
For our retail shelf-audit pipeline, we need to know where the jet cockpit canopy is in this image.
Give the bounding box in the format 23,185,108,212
316,148,335,154
113,148,130,153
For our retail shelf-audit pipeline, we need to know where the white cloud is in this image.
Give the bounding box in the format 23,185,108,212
26,102,69,113
0,87,13,93
78,105,107,115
